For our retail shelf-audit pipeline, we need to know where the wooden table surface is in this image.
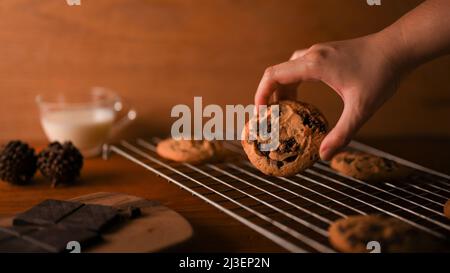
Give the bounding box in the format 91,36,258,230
0,137,449,252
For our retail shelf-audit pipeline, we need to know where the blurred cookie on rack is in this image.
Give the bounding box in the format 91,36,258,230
156,138,225,164
330,151,408,182
444,200,450,219
328,214,448,253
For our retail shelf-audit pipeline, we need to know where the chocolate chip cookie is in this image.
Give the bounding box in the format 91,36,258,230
156,138,224,164
241,100,328,177
329,215,447,253
330,151,406,182
444,200,450,219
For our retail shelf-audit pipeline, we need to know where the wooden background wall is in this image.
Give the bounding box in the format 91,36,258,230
0,0,449,143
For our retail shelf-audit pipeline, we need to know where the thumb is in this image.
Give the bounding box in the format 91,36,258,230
319,100,365,161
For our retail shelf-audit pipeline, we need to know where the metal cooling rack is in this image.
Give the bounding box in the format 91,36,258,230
103,138,450,253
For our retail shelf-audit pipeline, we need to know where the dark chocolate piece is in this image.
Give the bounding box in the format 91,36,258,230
119,206,142,219
13,199,83,226
1,226,40,237
1,223,99,253
5,199,127,252
0,226,49,252
0,228,16,243
23,226,100,253
59,204,118,232
0,236,48,253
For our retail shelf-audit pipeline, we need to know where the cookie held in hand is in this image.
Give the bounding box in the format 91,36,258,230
156,138,224,164
241,100,328,177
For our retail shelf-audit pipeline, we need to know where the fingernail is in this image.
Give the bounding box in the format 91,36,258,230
320,146,331,161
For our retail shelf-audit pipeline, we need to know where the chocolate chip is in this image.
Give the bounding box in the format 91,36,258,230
276,161,284,168
347,234,359,246
344,157,355,164
284,155,298,163
276,138,298,153
367,224,383,233
296,110,327,133
120,206,142,219
338,225,347,234
284,138,297,151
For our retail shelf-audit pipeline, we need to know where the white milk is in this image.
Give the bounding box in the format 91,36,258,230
41,108,115,155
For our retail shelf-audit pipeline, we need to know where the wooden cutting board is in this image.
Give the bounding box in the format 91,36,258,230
0,192,193,253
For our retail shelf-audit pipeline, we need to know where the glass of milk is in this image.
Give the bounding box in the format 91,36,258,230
36,87,137,157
